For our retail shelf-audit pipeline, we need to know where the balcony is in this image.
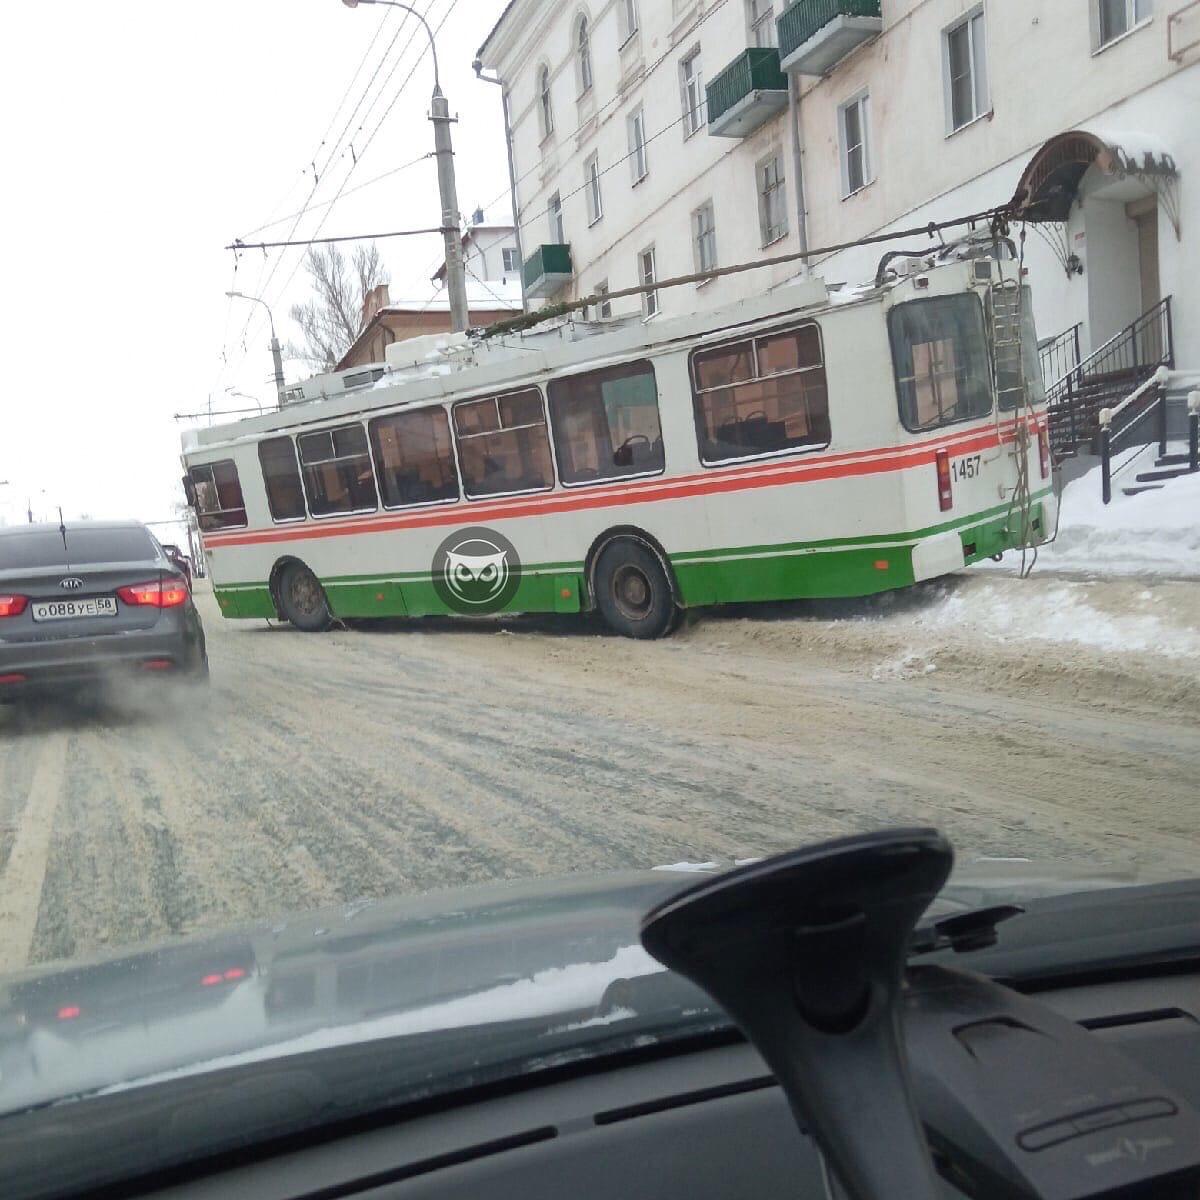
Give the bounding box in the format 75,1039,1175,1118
706,47,789,138
778,0,882,76
523,244,573,298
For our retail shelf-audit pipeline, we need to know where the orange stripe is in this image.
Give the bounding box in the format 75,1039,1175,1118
203,418,1028,551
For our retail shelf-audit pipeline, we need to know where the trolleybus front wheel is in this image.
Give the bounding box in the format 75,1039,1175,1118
593,540,677,640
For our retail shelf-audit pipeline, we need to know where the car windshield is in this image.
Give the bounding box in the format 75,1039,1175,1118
2,4,1197,1197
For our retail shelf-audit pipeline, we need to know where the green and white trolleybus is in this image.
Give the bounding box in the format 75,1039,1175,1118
182,238,1056,639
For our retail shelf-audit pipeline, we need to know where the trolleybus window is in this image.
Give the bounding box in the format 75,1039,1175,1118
889,295,992,431
368,407,460,508
258,437,307,522
452,388,554,499
187,461,247,531
296,423,378,517
547,360,664,484
691,323,830,463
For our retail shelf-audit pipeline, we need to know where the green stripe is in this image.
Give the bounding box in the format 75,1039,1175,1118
212,498,1052,621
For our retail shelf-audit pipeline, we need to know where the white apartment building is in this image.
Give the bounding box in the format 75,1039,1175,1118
478,0,1199,376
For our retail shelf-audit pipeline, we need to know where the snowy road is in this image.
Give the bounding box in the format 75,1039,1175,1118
0,573,1197,972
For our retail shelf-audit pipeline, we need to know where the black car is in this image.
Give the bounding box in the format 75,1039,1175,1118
0,520,208,699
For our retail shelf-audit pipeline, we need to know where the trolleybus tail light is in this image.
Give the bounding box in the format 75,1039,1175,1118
935,450,953,511
117,578,189,608
0,595,29,618
1038,423,1051,479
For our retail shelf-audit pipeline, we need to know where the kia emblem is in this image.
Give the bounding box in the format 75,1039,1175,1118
59,577,84,590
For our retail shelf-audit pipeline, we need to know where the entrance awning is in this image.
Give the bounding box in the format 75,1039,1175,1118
1010,130,1178,222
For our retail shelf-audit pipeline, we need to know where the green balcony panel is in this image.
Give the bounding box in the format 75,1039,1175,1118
778,0,882,76
706,47,789,138
523,243,573,298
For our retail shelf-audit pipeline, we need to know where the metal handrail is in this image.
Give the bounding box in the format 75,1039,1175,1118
1038,322,1082,390
1099,366,1171,429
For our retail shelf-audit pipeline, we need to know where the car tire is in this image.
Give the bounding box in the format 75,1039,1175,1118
277,562,333,632
593,540,677,640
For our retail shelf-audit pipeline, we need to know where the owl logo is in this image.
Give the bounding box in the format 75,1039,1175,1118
432,527,522,614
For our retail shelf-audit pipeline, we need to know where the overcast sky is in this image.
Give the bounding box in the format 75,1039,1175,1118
0,0,511,536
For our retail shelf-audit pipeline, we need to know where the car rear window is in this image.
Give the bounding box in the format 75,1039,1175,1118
0,527,156,570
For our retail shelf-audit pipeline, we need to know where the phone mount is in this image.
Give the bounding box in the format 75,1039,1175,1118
640,829,952,1200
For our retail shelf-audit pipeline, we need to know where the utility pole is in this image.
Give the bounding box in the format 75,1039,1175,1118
342,0,468,333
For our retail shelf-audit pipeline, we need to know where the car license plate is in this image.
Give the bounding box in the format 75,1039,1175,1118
31,597,119,622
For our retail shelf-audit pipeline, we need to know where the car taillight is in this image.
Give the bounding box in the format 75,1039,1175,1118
0,595,29,618
1037,423,1051,479
201,967,249,987
935,449,953,512
117,578,189,608
57,1005,81,1021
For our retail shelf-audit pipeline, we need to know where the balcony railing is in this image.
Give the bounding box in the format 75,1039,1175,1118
706,47,789,137
523,244,573,298
778,0,882,75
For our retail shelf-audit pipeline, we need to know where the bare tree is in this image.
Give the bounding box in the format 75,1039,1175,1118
288,243,389,371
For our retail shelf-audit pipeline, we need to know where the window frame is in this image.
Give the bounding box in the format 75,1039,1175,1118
943,8,989,133
594,280,612,319
257,436,308,525
1095,0,1153,48
577,15,593,95
367,405,462,511
747,0,776,47
639,246,659,319
501,246,519,273
888,294,995,434
547,358,666,489
548,191,565,244
689,321,832,468
187,460,248,531
692,200,718,278
680,49,705,139
619,0,639,46
757,153,788,246
295,422,379,519
451,387,556,501
838,92,872,198
627,106,649,184
584,152,604,226
538,64,555,139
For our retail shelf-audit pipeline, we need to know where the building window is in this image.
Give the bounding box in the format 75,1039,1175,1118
368,407,460,508
757,154,787,245
453,389,554,498
548,191,565,243
693,201,717,276
584,153,603,226
680,50,705,138
548,360,664,485
258,437,306,522
619,0,639,44
187,461,247,531
944,9,988,131
577,16,593,94
296,424,378,517
594,280,612,318
888,296,993,431
502,246,519,273
839,93,871,196
1098,0,1152,45
747,0,776,47
628,106,649,182
639,246,659,318
539,65,554,139
691,324,831,464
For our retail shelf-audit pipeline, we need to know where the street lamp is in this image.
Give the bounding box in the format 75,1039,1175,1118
226,290,287,408
341,0,469,334
226,388,264,415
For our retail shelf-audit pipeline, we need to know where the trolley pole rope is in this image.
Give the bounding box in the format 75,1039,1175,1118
482,205,1017,339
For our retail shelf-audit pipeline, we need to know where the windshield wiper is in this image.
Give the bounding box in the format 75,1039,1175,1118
908,904,1025,957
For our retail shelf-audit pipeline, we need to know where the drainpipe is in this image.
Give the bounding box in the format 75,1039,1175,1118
474,59,529,314
788,74,810,278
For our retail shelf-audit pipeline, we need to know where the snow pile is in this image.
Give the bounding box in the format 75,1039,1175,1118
1037,460,1200,577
